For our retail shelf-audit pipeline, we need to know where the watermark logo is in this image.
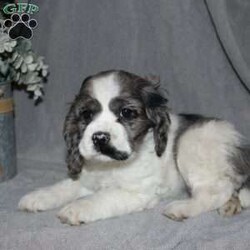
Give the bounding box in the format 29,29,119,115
2,3,39,40
3,3,39,15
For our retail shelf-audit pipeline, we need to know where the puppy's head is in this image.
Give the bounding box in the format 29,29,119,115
64,70,169,178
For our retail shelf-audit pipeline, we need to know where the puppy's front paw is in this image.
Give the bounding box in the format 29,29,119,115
57,200,96,226
18,189,58,212
163,200,190,221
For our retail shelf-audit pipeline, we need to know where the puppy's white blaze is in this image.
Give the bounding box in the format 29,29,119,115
91,73,120,109
79,73,132,161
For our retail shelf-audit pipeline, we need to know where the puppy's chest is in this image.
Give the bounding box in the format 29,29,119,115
79,169,116,191
79,155,165,193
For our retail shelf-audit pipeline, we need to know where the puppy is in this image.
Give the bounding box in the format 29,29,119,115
19,70,250,225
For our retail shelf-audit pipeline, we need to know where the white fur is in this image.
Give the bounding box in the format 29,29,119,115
164,120,244,219
79,74,131,162
239,188,250,208
18,73,249,224
18,179,93,212
19,116,184,224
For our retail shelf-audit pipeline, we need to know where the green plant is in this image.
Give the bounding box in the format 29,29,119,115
0,19,49,101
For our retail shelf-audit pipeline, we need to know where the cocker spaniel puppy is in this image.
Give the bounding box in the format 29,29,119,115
19,70,250,225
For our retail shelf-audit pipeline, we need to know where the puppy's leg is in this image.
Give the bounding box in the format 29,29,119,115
239,187,250,208
57,189,156,225
163,182,234,221
18,179,93,212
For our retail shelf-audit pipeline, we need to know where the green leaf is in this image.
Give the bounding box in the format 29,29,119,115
24,54,33,64
11,51,19,62
21,62,28,73
27,63,37,71
27,84,38,91
34,89,42,97
13,56,23,69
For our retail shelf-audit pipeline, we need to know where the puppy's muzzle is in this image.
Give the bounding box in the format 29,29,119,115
92,132,111,148
91,131,129,161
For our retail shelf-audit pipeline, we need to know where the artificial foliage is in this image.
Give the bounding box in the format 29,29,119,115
0,19,48,101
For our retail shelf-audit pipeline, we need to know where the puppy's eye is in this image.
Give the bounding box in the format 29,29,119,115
120,108,137,120
81,110,93,120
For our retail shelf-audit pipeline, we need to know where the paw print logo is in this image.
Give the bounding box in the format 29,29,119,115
4,13,37,40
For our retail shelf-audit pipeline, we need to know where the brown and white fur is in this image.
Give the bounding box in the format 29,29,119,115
18,70,250,225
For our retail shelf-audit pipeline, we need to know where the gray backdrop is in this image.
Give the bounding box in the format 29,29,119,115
1,1,250,249
14,0,250,165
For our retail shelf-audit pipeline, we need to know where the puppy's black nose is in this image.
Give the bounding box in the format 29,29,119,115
92,132,110,146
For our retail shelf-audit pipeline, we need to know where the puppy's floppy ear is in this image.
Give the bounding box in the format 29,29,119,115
141,84,170,157
63,99,85,179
